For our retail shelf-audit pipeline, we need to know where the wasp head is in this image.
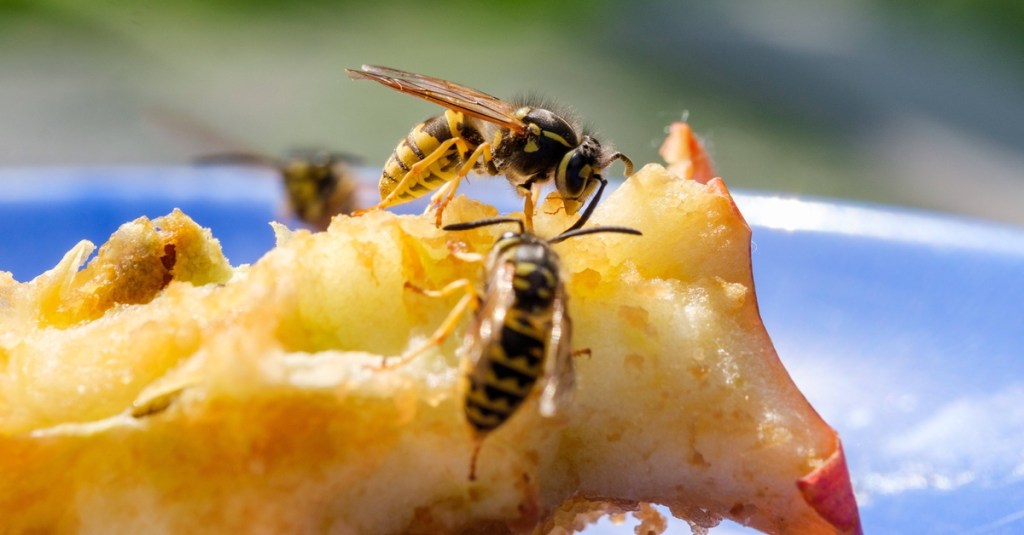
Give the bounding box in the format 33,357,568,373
554,137,634,216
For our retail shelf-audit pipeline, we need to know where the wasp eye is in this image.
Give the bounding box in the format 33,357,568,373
556,149,595,199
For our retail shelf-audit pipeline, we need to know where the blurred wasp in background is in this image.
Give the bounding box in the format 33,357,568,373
195,149,364,231
346,65,633,229
149,106,367,231
386,180,641,480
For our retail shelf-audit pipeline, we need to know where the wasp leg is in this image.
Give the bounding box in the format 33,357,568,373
427,179,460,227
351,206,380,217
358,137,464,217
428,142,494,227
468,439,484,482
375,279,479,370
520,181,544,232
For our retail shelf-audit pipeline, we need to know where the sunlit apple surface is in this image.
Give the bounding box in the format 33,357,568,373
2,167,1023,534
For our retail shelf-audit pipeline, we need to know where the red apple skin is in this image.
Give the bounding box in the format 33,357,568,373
798,443,863,535
658,121,717,184
663,129,862,534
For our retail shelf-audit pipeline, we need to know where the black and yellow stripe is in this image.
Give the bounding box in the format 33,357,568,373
465,320,547,432
348,66,634,230
426,215,640,480
379,109,473,206
464,242,559,434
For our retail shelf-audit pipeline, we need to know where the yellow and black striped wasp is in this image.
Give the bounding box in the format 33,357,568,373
196,149,365,231
346,65,634,229
148,105,367,231
393,181,641,480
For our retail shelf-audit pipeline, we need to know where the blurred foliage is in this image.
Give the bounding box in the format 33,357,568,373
1,0,1022,223
879,0,1024,56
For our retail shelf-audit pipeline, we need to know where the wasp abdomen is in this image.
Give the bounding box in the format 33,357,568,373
379,110,482,206
512,260,558,310
466,305,550,433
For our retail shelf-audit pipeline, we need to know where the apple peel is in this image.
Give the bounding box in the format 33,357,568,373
798,443,862,534
659,121,717,184
659,122,861,534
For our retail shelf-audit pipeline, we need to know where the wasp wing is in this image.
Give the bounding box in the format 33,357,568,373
462,260,516,384
347,65,526,135
282,148,364,166
538,282,575,418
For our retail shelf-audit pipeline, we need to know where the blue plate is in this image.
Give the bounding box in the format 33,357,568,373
3,167,1024,534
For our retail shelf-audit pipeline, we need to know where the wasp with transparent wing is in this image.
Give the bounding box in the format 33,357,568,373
346,65,634,229
148,106,368,231
196,149,365,231
390,183,641,480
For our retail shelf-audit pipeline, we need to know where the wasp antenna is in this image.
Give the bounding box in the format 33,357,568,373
444,217,524,233
328,151,364,165
609,151,634,177
193,152,279,168
549,225,641,244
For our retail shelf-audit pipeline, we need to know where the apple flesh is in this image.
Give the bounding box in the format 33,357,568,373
0,131,859,533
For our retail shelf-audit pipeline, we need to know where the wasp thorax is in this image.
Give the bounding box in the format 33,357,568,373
497,108,582,183
511,241,560,311
521,108,578,145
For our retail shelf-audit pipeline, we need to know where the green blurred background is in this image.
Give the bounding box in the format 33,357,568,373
2,0,1022,225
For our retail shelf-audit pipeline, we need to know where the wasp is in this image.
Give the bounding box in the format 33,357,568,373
392,181,641,480
196,149,366,231
147,105,367,231
346,65,634,229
